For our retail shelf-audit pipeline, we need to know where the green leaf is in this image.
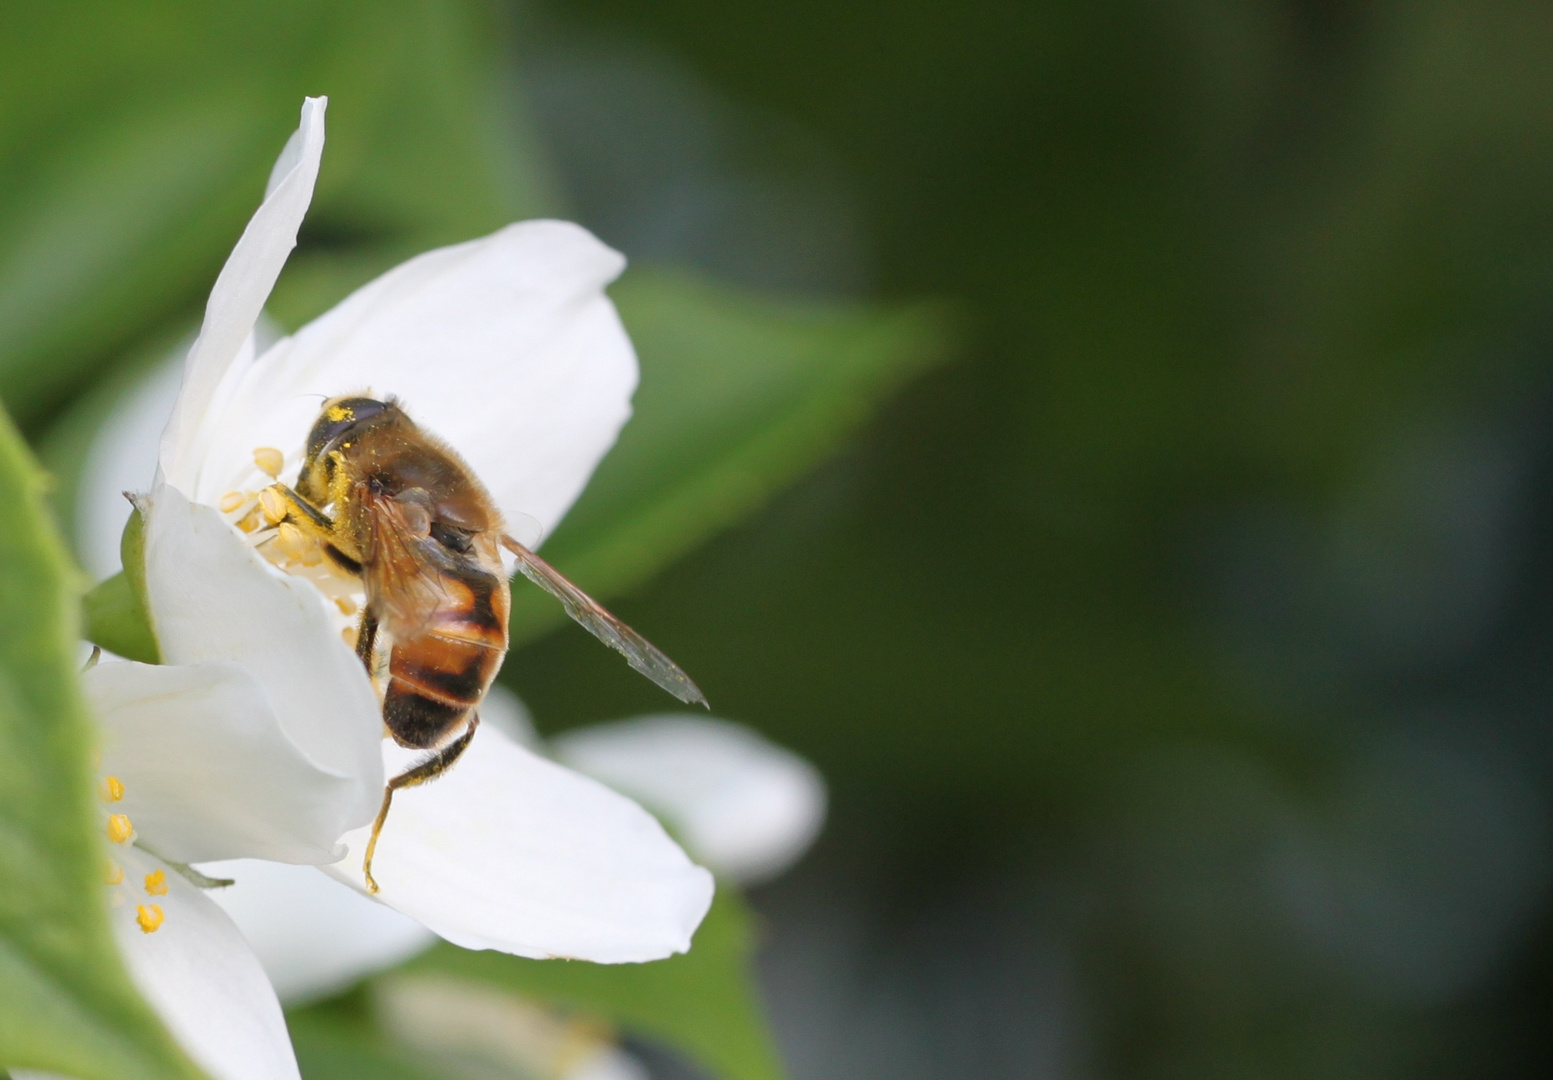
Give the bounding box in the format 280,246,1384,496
404,887,782,1080
81,510,159,665
0,0,557,427
510,268,954,645
0,405,204,1078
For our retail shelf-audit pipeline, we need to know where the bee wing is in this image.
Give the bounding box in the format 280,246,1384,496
501,534,707,707
361,488,450,640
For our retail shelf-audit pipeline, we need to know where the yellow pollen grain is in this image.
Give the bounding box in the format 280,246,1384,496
258,487,288,525
144,869,168,896
106,813,133,844
100,775,124,802
104,861,123,885
253,447,285,479
325,404,353,422
136,905,165,934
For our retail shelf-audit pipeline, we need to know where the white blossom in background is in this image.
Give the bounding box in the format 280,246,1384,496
553,713,827,886
57,96,722,1077
374,973,653,1080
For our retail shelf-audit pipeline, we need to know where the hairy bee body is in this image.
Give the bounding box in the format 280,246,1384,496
269,395,704,891
381,543,508,748
296,397,510,753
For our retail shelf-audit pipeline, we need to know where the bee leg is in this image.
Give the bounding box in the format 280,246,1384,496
362,713,480,894
257,483,335,536
355,608,378,671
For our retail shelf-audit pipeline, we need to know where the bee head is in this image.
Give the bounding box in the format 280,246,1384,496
305,396,394,464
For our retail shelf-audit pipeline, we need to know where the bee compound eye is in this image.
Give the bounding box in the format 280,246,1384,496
306,397,390,461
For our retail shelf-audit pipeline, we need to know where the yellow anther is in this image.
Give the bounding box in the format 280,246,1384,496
341,626,357,648
100,775,124,802
136,905,165,934
104,861,124,885
218,490,247,513
106,813,133,844
144,869,168,896
235,505,265,533
258,487,288,525
253,447,285,479
298,543,324,567
334,595,357,616
276,522,310,561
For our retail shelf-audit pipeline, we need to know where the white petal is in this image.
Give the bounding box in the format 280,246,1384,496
142,483,383,827
160,98,325,494
187,220,637,539
86,660,361,864
111,847,300,1080
324,724,714,963
198,858,434,1005
478,682,543,749
553,716,827,885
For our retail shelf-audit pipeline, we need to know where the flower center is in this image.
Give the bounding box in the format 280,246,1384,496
216,446,366,644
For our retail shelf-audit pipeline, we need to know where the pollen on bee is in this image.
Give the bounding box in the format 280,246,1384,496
99,775,124,802
218,490,247,513
106,813,133,844
325,404,353,423
253,447,285,479
259,487,288,525
136,904,165,934
104,861,124,885
144,869,168,895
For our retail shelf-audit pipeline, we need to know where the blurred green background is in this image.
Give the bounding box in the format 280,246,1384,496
8,1,1553,1077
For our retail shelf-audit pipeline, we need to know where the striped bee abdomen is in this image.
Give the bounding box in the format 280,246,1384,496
382,559,509,750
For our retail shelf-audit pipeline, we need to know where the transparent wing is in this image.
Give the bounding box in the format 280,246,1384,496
505,510,545,550
362,488,450,640
500,534,707,707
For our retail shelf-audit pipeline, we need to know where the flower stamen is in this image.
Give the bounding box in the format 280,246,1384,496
234,504,265,533
106,813,134,844
104,861,124,885
136,904,165,933
144,869,169,896
253,447,285,479
99,775,124,802
218,490,248,513
258,487,288,525
276,522,311,562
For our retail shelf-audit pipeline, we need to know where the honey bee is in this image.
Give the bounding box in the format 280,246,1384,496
259,395,705,892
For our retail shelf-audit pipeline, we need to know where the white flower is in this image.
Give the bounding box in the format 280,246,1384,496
9,660,325,1080
551,713,827,886
188,687,827,1004
57,96,718,1077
